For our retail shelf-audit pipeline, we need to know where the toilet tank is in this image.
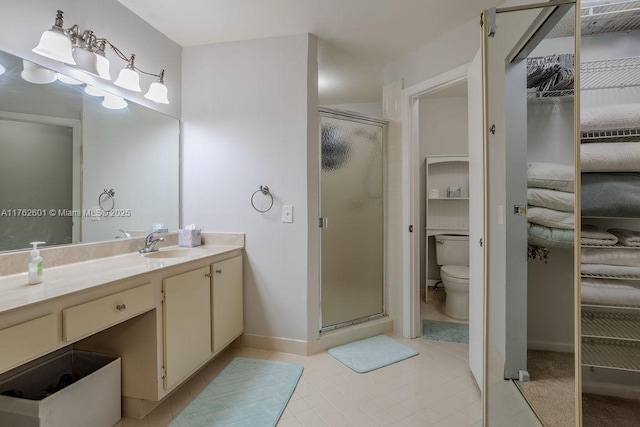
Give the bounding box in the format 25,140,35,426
434,234,469,266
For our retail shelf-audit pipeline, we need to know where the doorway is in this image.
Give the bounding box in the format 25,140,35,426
319,107,387,331
0,112,81,251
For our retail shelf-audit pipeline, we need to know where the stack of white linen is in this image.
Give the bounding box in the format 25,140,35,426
581,227,640,307
527,162,575,248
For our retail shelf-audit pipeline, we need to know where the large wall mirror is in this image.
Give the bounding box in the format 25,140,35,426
0,50,179,252
483,1,578,425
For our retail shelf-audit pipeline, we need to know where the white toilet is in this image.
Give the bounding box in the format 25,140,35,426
434,234,469,320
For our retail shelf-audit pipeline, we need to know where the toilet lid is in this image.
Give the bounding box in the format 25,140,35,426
441,265,469,280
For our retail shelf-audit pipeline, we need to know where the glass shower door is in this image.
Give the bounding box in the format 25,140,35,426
320,111,385,330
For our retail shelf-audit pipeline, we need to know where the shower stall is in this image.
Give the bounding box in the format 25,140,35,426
319,108,387,331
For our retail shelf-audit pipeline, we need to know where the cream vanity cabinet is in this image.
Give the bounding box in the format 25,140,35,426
162,266,212,390
162,255,244,390
212,256,243,354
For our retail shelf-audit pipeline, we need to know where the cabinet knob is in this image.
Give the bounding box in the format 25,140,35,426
205,272,211,278
215,269,222,274
116,304,126,312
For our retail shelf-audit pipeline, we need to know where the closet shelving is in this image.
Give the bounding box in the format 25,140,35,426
580,82,640,375
425,155,469,235
526,53,575,101
527,55,640,102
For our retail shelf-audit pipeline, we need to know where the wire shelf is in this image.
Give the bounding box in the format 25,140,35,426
581,243,640,249
582,56,640,90
582,337,640,372
581,1,640,36
527,89,575,102
582,274,640,280
581,127,640,142
582,303,640,312
582,311,640,341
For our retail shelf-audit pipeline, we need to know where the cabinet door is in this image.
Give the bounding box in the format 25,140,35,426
163,266,211,389
212,256,243,354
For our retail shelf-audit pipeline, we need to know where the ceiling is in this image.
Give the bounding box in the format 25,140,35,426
117,0,498,105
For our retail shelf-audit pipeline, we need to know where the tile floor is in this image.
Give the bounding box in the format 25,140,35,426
115,300,482,427
114,290,544,427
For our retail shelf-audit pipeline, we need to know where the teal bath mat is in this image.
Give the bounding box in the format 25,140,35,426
170,357,303,427
327,334,419,373
423,319,469,343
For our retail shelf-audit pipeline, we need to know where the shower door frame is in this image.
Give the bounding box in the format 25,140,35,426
318,107,389,332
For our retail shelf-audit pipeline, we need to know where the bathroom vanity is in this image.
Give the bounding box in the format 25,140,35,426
0,233,244,419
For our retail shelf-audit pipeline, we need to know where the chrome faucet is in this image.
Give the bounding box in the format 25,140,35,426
139,231,165,254
118,229,133,238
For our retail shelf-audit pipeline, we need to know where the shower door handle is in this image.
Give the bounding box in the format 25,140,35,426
319,217,328,228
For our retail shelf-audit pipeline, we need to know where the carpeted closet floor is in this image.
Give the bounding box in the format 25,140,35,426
517,350,640,426
517,350,575,427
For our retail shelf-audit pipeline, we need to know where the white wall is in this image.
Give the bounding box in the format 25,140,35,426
82,97,180,241
0,0,181,118
181,34,319,342
384,18,480,89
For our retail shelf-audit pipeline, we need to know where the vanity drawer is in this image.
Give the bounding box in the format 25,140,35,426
63,284,154,342
0,314,58,372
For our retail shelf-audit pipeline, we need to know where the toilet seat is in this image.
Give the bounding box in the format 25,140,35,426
441,265,469,280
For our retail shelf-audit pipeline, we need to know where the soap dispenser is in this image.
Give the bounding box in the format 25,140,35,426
28,241,45,285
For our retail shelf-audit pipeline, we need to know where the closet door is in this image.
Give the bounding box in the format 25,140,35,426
482,2,578,426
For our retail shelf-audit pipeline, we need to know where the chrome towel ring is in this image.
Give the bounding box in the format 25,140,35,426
251,185,274,213
98,188,115,212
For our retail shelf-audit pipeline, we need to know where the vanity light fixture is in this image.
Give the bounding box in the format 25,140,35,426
56,72,83,85
32,10,76,64
21,60,57,84
32,10,169,104
102,93,128,110
114,54,141,92
144,70,169,104
85,85,107,97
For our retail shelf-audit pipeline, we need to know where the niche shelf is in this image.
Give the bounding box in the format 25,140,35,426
425,155,469,235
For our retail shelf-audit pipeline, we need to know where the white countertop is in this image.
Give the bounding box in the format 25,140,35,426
0,244,242,315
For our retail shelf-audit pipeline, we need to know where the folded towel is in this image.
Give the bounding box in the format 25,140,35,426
581,224,618,246
528,223,574,248
527,188,574,212
527,206,574,230
608,228,640,247
581,173,640,218
581,278,640,307
528,162,574,192
581,103,640,132
581,263,640,278
581,142,640,173
582,246,640,267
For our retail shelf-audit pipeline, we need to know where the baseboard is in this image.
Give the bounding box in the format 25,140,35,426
239,334,309,356
583,381,640,400
527,340,574,353
240,317,394,356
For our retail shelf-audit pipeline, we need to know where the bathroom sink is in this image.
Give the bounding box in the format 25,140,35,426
142,248,205,259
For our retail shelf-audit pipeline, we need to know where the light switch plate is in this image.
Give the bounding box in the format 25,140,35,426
282,205,293,223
